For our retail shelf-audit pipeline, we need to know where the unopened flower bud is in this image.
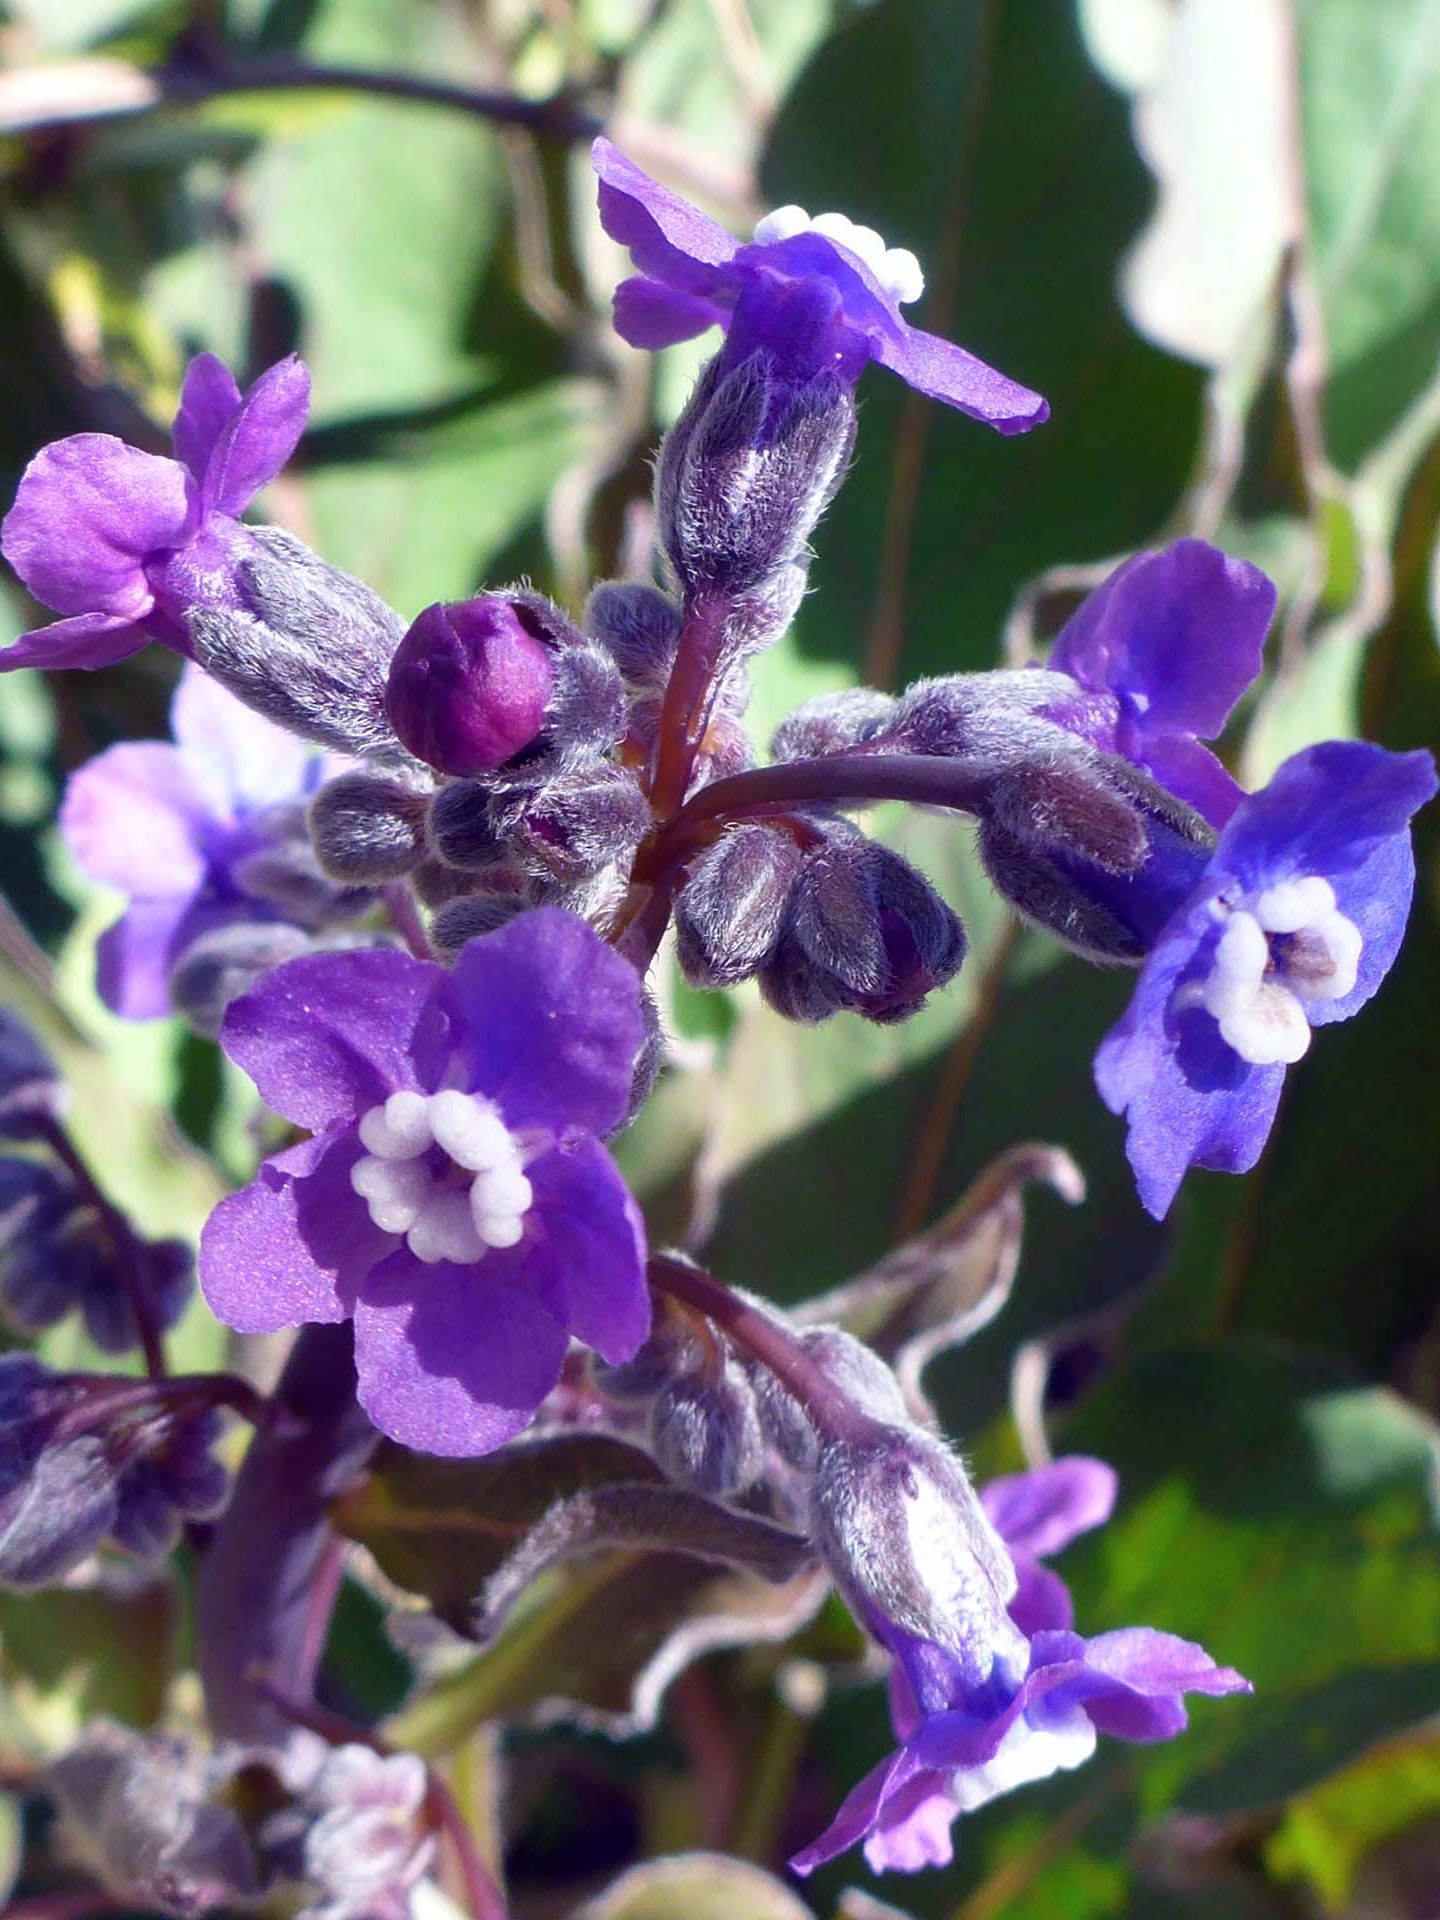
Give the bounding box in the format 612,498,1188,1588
310,773,429,883
0,1009,61,1141
751,1329,910,1472
585,580,682,685
169,920,315,1038
651,1360,765,1498
657,351,856,601
185,525,408,762
772,687,899,762
809,1424,1016,1655
491,757,651,883
674,823,805,988
427,778,507,871
544,640,628,755
760,837,966,1024
430,891,524,962
385,594,556,775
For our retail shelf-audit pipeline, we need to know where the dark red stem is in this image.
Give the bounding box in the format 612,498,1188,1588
647,1255,882,1443
647,592,732,819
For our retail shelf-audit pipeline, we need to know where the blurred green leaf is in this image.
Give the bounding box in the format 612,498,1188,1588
1300,0,1440,470
1264,1731,1440,1909
1059,1345,1440,1810
0,1574,177,1744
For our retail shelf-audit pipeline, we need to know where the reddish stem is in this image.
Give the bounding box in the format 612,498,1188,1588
383,881,433,962
647,1254,880,1443
646,592,731,819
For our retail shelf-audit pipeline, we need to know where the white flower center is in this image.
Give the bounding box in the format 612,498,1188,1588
752,203,926,305
1180,875,1362,1067
948,1704,1097,1814
349,1088,534,1265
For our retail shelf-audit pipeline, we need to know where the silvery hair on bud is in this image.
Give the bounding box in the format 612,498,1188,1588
187,526,409,764
309,774,429,883
584,581,683,687
650,1360,766,1500
809,1425,1016,1654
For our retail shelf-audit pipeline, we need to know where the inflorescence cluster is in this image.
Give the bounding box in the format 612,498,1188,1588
0,139,1433,1903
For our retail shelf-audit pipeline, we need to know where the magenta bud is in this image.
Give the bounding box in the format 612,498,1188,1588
384,595,556,775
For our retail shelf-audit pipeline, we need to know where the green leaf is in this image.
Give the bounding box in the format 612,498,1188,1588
0,1574,177,1743
1057,1344,1440,1810
1300,0,1440,469
1264,1732,1440,1909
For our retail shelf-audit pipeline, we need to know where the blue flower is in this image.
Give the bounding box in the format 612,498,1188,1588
1044,538,1276,827
592,139,1047,432
1096,740,1437,1217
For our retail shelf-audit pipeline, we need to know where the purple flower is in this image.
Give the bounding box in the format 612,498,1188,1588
592,139,1047,432
60,664,358,1021
793,1454,1247,1877
1096,739,1437,1218
1044,540,1276,827
199,909,650,1457
1,352,308,672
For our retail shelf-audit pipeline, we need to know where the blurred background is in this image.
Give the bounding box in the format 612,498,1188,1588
1,1,1439,1915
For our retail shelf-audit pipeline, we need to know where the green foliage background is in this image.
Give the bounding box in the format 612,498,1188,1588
1,0,1438,1915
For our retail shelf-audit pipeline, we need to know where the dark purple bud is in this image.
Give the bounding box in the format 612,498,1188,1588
410,856,476,909
426,778,506,872
651,1359,765,1498
591,1292,707,1402
623,985,666,1130
47,1723,261,1915
168,919,315,1040
490,757,651,883
0,1009,60,1141
761,838,966,1025
309,773,429,883
230,830,368,929
429,890,525,963
673,823,805,988
809,1422,1016,1655
657,351,856,601
185,525,409,763
385,593,557,776
585,580,682,685
888,669,1072,761
772,687,899,762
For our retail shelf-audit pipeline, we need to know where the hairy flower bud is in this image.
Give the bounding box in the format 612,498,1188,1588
429,891,525,963
651,1359,765,1498
185,525,408,762
310,773,429,883
772,687,899,762
809,1423,1016,1656
752,1329,911,1472
385,594,557,776
0,1009,60,1141
0,1358,229,1588
544,639,629,755
673,823,805,988
761,837,966,1024
168,919,316,1039
490,757,651,883
585,580,683,685
427,778,507,871
1,1160,192,1354
657,351,856,601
